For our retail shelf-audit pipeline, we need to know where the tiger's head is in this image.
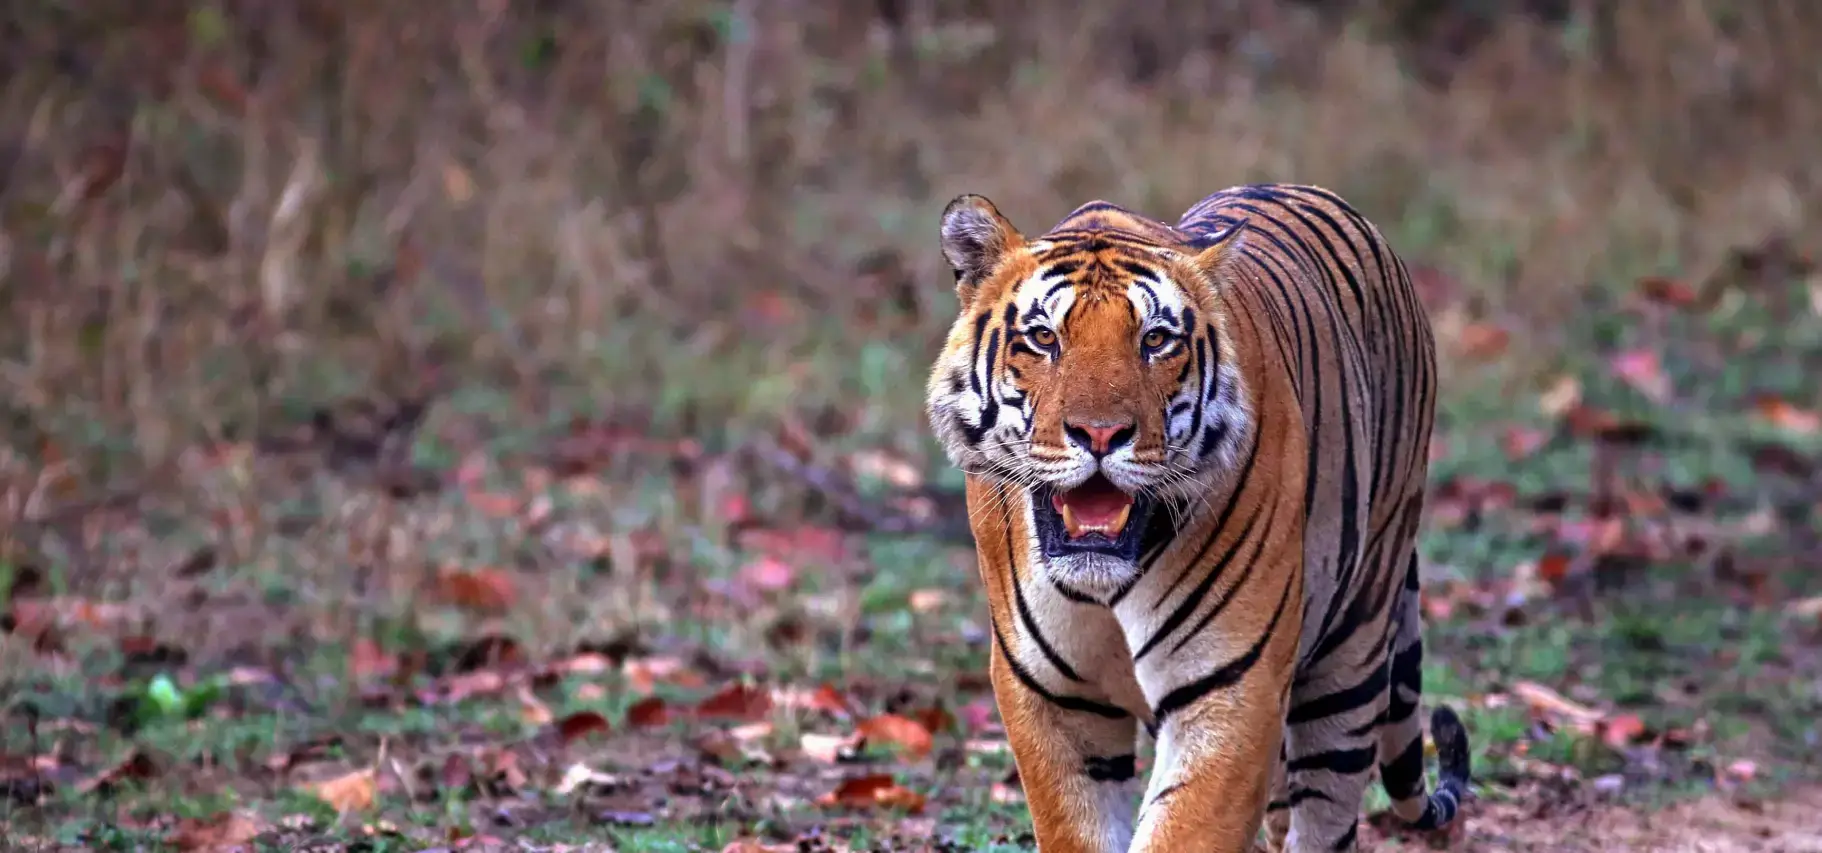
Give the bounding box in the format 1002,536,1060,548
925,195,1252,583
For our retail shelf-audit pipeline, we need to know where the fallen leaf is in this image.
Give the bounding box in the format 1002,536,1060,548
554,762,620,796
815,774,926,813
800,732,860,764
557,711,611,745
856,714,935,759
168,811,261,851
74,750,158,795
1636,276,1701,308
623,656,705,694
625,697,673,728
1500,426,1550,461
738,555,797,593
773,683,854,719
1456,322,1511,361
349,639,397,681
908,588,948,613
1726,759,1758,782
1538,375,1583,418
1608,349,1671,403
515,685,554,726
1753,396,1822,434
435,567,518,613
696,683,773,722
1599,713,1648,749
848,449,923,488
305,768,376,814
1511,680,1603,726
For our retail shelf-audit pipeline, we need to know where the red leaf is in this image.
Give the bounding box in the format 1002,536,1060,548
815,774,926,813
435,567,518,613
626,697,673,728
1600,713,1648,749
696,683,774,722
349,638,397,681
857,714,934,759
1609,349,1670,403
1636,276,1701,308
737,555,797,593
1500,426,1550,461
557,711,611,746
1753,396,1822,434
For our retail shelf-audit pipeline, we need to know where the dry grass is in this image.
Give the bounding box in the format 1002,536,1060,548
1,2,1817,471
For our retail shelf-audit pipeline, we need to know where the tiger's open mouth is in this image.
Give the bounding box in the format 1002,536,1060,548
1033,473,1154,561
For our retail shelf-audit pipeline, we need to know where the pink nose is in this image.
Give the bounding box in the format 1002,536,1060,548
1064,419,1136,457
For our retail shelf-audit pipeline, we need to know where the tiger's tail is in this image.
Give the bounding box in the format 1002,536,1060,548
1378,557,1471,831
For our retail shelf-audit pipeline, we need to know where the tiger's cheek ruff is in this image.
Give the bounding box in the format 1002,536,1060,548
924,309,1040,478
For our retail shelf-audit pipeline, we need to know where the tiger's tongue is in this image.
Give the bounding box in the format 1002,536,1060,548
1050,475,1135,539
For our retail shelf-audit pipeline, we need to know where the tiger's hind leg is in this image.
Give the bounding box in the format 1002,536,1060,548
1377,553,1472,833
1262,741,1291,852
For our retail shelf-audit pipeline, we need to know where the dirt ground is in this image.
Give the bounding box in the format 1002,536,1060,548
1375,786,1822,852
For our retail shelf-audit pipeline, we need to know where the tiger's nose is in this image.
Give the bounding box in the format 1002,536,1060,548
1064,419,1136,458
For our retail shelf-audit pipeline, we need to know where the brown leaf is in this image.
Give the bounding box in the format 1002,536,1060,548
696,683,773,722
434,567,518,613
1500,426,1550,461
438,754,473,792
625,697,673,728
1636,275,1702,308
1538,375,1583,418
908,589,948,613
74,750,158,795
856,714,935,759
305,768,377,814
168,811,261,851
1608,349,1670,403
1456,322,1511,361
515,685,554,726
623,656,706,694
1511,681,1603,726
1599,713,1648,750
774,683,855,719
557,711,611,745
815,774,926,813
1753,396,1822,434
349,638,397,681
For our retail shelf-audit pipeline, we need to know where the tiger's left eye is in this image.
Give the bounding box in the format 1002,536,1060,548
1142,329,1170,350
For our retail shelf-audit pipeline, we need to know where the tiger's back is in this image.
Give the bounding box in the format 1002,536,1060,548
1182,185,1461,847
924,182,1468,852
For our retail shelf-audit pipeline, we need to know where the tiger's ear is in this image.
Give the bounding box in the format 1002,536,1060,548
940,194,1024,305
1187,223,1248,287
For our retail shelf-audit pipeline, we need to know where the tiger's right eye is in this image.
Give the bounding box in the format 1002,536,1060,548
1028,327,1057,348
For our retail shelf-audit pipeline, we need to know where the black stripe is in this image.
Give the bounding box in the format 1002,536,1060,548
1286,657,1388,725
1331,821,1358,851
1084,754,1137,782
988,516,1129,720
1145,424,1260,609
1151,570,1294,724
1134,492,1270,661
1013,570,1084,683
1287,745,1377,776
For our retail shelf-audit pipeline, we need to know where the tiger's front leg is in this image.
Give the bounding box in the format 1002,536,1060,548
1120,540,1305,852
988,637,1143,853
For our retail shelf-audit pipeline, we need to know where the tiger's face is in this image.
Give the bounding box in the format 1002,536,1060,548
926,195,1251,584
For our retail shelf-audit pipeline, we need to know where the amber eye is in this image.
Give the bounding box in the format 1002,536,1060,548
1142,329,1170,350
1028,327,1057,348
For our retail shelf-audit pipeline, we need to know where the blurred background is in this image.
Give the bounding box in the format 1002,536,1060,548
2,2,1821,850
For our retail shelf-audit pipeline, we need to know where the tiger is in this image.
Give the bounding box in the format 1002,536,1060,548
923,183,1470,852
